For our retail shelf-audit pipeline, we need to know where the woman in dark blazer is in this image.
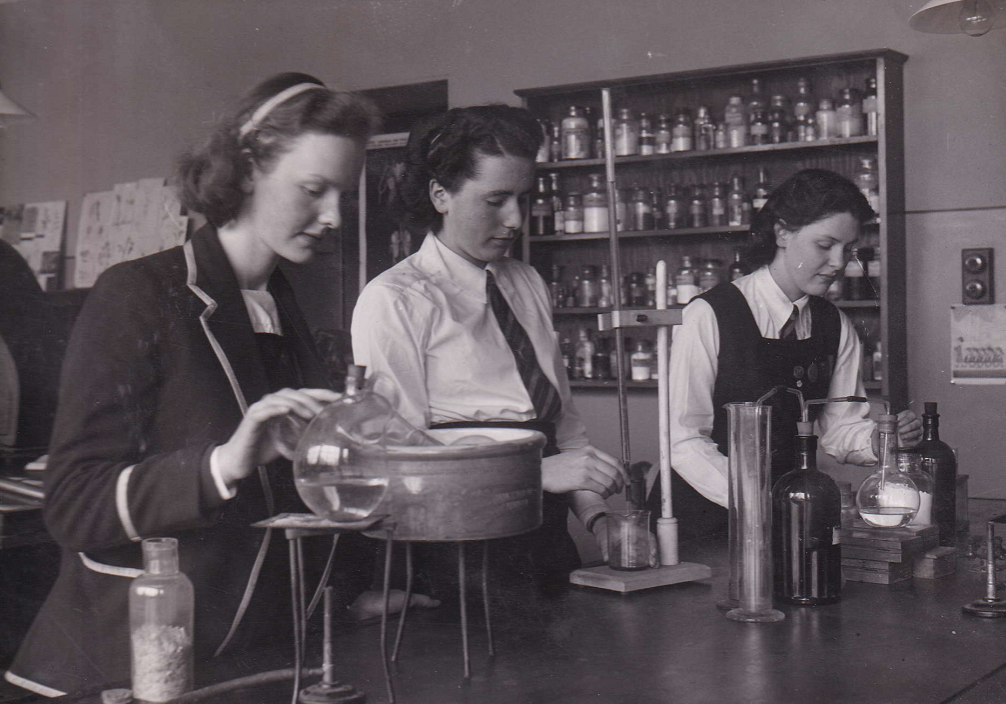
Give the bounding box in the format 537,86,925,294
5,73,380,697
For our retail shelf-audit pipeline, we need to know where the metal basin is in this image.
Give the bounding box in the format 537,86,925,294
361,427,545,541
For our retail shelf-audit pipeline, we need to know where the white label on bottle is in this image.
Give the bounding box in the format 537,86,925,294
583,206,609,233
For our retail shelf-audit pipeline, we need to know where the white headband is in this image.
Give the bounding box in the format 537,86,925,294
238,83,326,138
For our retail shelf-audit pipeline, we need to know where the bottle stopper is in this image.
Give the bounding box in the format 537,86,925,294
797,421,814,436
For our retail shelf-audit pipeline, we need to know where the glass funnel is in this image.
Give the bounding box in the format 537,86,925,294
292,365,440,523
856,414,920,528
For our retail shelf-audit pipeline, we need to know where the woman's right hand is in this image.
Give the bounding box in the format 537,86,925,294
541,445,627,499
214,388,342,488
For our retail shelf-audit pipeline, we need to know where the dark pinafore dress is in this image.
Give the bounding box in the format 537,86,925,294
648,282,841,541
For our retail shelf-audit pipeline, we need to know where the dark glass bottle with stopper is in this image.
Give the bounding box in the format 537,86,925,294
771,421,842,605
917,401,958,546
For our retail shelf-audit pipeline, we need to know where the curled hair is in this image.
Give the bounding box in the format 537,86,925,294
175,72,381,226
745,169,876,269
394,105,543,233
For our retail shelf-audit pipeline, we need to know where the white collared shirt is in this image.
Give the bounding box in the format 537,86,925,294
668,266,876,508
352,233,589,453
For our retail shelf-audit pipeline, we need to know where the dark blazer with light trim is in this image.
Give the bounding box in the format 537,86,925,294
6,224,330,696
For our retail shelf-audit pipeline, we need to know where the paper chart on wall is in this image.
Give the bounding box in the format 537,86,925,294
950,304,1006,385
74,190,116,289
13,201,67,288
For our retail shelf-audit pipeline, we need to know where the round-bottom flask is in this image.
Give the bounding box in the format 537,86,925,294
856,414,920,528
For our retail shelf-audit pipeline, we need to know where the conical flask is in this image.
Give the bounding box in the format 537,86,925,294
724,402,785,623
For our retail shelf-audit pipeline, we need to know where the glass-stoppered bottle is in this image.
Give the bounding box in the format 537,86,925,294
130,537,194,703
729,247,750,281
709,183,727,227
768,94,790,143
693,105,715,151
855,156,880,215
671,109,693,152
614,107,640,156
563,193,584,234
630,340,653,381
675,255,700,305
665,184,687,230
727,175,748,227
724,96,747,148
598,264,613,308
576,265,599,308
583,173,609,234
751,167,771,212
815,98,837,140
917,401,958,546
530,175,553,236
639,112,656,155
631,187,654,232
897,446,934,526
561,106,590,160
836,87,863,138
655,114,672,154
549,172,565,235
863,77,879,137
772,421,842,605
688,184,708,229
856,414,920,528
792,77,815,122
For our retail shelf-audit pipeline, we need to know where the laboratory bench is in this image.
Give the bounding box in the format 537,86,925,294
6,500,1006,704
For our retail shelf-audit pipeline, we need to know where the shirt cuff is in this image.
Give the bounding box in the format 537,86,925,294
209,445,238,500
570,490,608,533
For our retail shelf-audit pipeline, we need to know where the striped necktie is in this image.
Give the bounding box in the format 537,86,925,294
779,304,799,341
485,270,562,424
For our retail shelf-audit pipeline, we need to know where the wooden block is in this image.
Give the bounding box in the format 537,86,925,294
841,542,925,562
842,558,914,578
569,562,712,593
842,565,914,585
912,546,958,580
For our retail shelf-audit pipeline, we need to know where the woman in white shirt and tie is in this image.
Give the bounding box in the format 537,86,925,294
352,105,627,595
658,168,921,540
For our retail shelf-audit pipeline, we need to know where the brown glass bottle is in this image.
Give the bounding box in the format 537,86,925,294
917,402,958,547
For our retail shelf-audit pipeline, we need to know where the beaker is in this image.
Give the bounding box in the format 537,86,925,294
724,402,785,623
607,509,651,571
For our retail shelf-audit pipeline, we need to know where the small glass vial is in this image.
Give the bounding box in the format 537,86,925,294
598,264,613,308
836,87,863,138
631,187,654,232
130,538,194,703
576,265,599,308
655,114,672,154
561,106,590,160
671,109,694,152
898,447,934,526
583,173,609,234
863,77,879,137
724,96,747,148
535,119,551,163
688,184,708,229
563,193,584,234
665,184,687,230
549,122,562,162
614,107,640,157
815,98,837,140
693,106,715,151
675,255,700,304
709,183,727,227
727,175,747,227
549,172,565,234
631,340,654,381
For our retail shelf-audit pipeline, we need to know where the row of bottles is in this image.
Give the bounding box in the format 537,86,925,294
823,245,882,302
771,401,957,607
537,76,880,163
531,170,773,236
561,328,660,382
547,251,750,310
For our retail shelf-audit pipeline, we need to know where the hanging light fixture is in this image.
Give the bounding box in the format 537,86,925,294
0,83,34,126
910,0,1006,36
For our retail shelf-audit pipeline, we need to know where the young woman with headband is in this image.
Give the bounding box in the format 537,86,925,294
6,73,380,696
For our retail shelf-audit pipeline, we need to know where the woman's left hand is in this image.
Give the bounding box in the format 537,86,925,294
896,409,922,448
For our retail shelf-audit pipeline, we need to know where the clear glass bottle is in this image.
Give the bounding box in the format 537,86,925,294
698,258,723,292
535,119,551,163
645,265,657,307
548,264,565,308
632,187,654,231
614,107,640,156
130,538,194,703
746,77,768,119
688,184,708,229
843,247,867,301
714,121,728,149
591,337,612,380
650,188,665,231
574,326,595,380
549,172,565,235
671,109,693,152
772,422,842,605
863,77,879,137
768,94,790,143
897,447,934,526
665,183,687,230
728,246,750,281
652,113,672,155
748,110,769,145
855,156,881,214
751,167,771,212
638,112,655,155
693,106,715,151
627,272,648,307
530,175,553,236
563,192,584,234
630,340,653,381
792,77,815,123
576,265,599,308
724,96,747,148
916,402,958,547
836,87,863,138
675,255,700,304
727,174,747,227
709,183,727,227
583,173,609,234
598,264,613,308
549,122,562,162
561,106,590,160
856,414,920,528
815,98,837,140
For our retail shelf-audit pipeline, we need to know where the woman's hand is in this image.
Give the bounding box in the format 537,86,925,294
215,388,342,487
541,445,626,498
897,409,922,448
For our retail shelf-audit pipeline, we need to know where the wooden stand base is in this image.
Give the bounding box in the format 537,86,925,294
569,562,712,593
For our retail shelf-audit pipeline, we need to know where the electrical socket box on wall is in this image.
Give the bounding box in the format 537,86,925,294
962,248,995,305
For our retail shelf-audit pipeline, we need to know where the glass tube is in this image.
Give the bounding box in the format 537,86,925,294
724,402,785,623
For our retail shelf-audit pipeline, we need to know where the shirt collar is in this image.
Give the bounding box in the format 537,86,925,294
424,233,494,302
754,266,810,323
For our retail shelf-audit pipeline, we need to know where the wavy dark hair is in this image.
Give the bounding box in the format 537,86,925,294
175,72,381,226
745,169,876,269
395,105,543,233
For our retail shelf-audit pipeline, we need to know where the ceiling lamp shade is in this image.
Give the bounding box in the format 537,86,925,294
0,84,34,125
910,0,1006,35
